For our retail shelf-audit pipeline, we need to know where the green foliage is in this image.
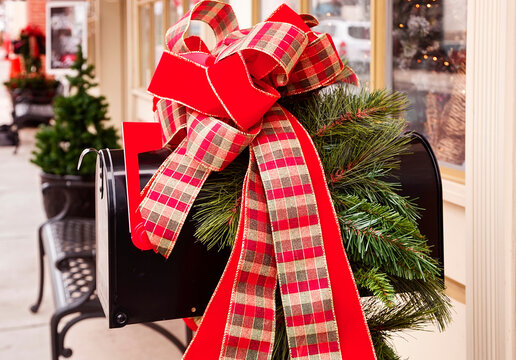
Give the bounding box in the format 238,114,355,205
13,25,46,74
4,74,59,93
31,46,119,175
190,84,451,359
354,267,396,307
336,194,438,280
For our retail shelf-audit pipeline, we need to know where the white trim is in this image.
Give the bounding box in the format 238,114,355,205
132,87,153,100
466,0,516,358
442,179,465,208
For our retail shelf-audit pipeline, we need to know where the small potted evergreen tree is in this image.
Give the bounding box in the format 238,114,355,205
32,46,119,218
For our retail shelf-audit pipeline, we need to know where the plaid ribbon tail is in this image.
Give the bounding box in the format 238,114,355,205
139,141,211,258
220,158,277,359
183,163,261,359
288,112,377,359
253,106,342,359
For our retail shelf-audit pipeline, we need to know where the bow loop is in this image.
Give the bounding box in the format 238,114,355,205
185,111,259,172
166,1,239,53
155,99,187,147
215,21,309,86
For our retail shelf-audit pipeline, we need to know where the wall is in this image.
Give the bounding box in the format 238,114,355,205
4,1,27,37
97,0,125,128
26,0,46,33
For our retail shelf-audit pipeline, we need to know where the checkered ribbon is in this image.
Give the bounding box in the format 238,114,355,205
140,2,376,359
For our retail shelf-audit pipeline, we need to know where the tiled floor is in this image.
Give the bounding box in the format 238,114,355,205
0,59,186,360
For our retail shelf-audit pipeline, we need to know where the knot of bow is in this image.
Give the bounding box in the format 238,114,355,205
139,2,375,359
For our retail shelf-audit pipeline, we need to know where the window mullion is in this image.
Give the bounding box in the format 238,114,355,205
370,0,387,90
149,3,155,78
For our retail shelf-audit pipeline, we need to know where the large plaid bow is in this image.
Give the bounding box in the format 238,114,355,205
140,2,376,359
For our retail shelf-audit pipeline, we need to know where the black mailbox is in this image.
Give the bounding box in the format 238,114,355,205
391,132,444,265
95,131,443,328
95,148,231,328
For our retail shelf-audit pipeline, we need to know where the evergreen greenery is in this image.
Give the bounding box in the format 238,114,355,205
190,84,451,359
31,46,119,175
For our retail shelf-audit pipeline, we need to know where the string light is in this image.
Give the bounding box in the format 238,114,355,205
399,0,464,71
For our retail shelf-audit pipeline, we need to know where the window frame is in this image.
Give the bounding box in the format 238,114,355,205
87,0,100,73
135,0,188,88
381,0,466,184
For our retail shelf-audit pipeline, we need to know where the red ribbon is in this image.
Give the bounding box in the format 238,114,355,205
138,2,376,358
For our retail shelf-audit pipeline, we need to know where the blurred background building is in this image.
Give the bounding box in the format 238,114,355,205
0,0,515,359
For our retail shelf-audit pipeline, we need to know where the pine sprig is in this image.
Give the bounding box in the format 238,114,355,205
354,267,396,307
372,335,402,360
192,152,247,250
336,194,439,280
365,288,450,336
389,277,451,331
282,87,408,137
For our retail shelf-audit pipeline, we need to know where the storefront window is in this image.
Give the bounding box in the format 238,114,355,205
139,4,151,87
169,0,184,27
391,0,467,171
153,2,164,68
260,0,299,21
87,0,97,67
137,0,185,88
311,0,371,86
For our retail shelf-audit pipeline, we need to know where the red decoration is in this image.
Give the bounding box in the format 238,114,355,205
124,1,375,358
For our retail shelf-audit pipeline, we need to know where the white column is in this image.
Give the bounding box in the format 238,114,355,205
466,0,516,359
98,0,126,128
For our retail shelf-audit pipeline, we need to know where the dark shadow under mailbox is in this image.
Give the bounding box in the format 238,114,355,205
95,132,443,329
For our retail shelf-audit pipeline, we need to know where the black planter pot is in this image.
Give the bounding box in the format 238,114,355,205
40,172,95,219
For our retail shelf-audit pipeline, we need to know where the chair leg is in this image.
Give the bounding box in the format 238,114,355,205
58,311,105,358
30,227,45,313
50,311,64,360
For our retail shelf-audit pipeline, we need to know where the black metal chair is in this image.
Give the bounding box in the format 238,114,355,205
31,178,190,359
30,181,103,360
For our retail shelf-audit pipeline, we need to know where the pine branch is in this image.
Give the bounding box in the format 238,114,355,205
389,277,451,331
336,194,439,280
282,86,408,137
372,335,402,360
192,152,247,250
337,180,422,225
355,267,396,307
